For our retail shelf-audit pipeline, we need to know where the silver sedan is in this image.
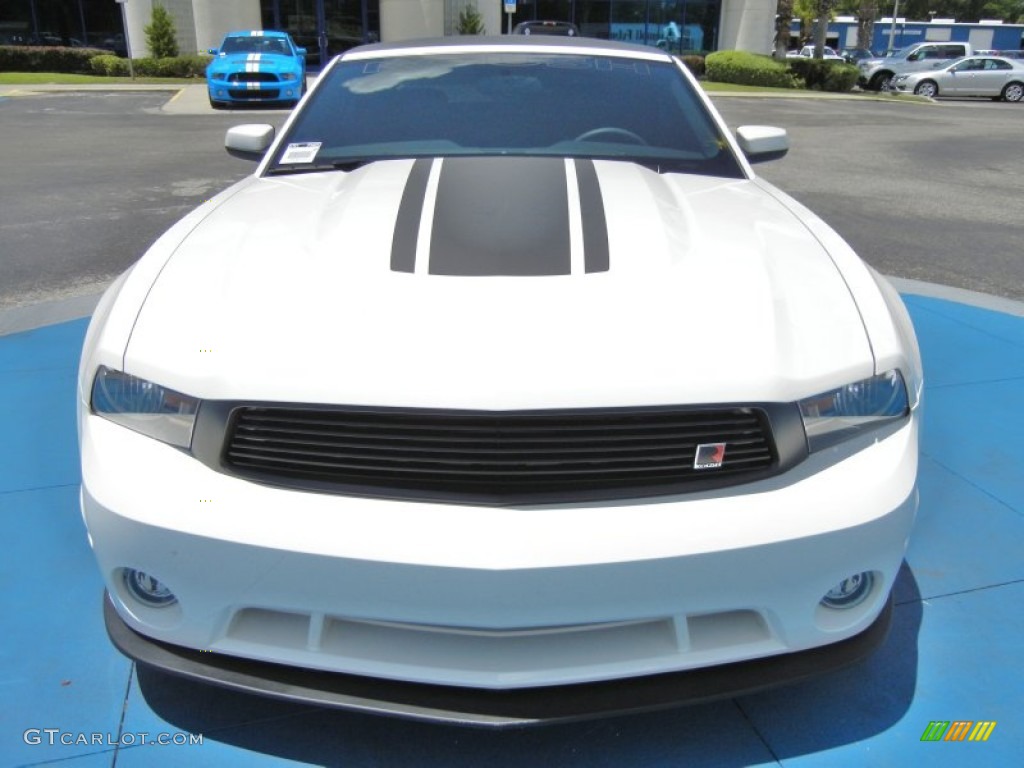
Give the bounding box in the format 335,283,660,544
892,56,1024,101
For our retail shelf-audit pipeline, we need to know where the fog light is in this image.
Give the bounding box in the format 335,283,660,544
123,568,177,607
821,572,874,609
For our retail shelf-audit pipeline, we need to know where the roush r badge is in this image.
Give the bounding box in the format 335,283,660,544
694,443,727,470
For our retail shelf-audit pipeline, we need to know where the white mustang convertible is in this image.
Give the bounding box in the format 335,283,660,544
79,37,922,726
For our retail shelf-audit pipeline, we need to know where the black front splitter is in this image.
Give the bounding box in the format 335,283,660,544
105,591,892,729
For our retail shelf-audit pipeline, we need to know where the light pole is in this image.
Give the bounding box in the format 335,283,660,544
887,0,899,54
114,0,135,80
78,0,88,44
28,0,40,40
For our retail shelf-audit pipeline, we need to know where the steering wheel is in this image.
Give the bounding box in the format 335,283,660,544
574,127,648,145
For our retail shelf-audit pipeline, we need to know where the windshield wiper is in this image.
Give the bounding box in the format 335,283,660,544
329,159,377,172
266,159,377,176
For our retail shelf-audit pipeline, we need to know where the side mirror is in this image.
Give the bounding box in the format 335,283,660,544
225,124,275,160
735,126,789,164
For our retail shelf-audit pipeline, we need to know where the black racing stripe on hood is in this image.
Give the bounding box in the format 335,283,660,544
390,158,433,274
428,157,570,276
574,159,609,273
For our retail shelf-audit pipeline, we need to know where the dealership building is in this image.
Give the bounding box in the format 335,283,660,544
4,0,776,62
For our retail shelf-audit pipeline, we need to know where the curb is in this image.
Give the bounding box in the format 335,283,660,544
888,277,1024,317
0,83,185,95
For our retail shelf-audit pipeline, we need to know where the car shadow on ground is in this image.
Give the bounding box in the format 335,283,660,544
211,101,296,113
134,565,922,766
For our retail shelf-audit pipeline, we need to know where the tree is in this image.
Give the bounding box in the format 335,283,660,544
812,0,834,58
856,1,876,52
145,4,179,59
457,3,486,35
793,0,817,45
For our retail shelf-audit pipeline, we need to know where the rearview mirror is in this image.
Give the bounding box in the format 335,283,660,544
225,124,276,160
735,126,789,164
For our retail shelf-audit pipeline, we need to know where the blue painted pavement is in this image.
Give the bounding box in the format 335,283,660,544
2,294,1021,767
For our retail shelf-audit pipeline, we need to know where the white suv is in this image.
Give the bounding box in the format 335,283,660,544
859,41,972,90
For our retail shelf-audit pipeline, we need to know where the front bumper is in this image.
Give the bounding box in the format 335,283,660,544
105,590,894,728
81,411,918,696
207,79,301,104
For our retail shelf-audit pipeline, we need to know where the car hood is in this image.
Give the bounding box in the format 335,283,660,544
209,52,298,72
124,158,873,409
859,57,894,70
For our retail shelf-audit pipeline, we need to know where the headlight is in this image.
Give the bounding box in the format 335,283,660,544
280,72,297,81
799,370,909,451
90,366,199,448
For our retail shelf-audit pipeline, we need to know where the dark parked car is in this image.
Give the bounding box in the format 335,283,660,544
842,47,875,64
512,21,580,36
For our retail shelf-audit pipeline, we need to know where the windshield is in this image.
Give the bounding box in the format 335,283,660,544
889,45,917,59
267,51,743,178
221,36,291,55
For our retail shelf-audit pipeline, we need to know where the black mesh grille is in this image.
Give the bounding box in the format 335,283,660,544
219,405,778,503
228,72,279,83
226,89,280,100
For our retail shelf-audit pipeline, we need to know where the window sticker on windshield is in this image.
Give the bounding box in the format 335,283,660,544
280,142,321,164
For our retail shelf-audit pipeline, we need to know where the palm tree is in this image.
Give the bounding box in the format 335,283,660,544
856,1,876,53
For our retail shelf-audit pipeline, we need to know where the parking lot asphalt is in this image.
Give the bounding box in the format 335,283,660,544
0,81,303,117
4,83,1022,313
0,77,897,114
2,82,1022,766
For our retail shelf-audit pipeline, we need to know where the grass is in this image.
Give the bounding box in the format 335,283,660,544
700,81,803,94
0,72,199,85
699,80,931,102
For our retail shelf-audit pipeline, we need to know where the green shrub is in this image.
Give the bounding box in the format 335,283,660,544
786,58,859,92
133,54,211,77
680,55,705,77
705,50,802,89
0,45,209,78
178,53,213,77
820,63,860,92
88,54,129,76
0,45,110,73
88,53,211,78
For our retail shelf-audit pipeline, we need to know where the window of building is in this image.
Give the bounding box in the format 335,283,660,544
505,0,719,53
